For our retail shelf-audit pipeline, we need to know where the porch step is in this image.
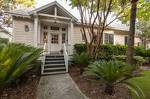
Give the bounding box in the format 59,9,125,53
45,60,65,64
46,55,64,58
41,54,67,75
45,57,64,60
44,64,65,68
44,67,66,70
42,71,66,75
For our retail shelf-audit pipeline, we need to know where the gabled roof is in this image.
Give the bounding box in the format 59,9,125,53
30,1,78,21
6,1,78,21
0,27,12,36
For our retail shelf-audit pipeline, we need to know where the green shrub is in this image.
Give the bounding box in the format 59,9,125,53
97,44,113,60
74,44,150,61
145,57,150,63
134,56,146,66
0,43,43,86
145,49,150,57
114,55,126,61
74,44,86,54
72,52,90,66
114,55,145,66
84,60,144,97
0,38,9,50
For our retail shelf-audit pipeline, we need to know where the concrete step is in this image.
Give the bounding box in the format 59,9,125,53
45,61,65,64
45,57,64,60
44,65,65,68
43,68,66,73
44,67,66,70
42,71,66,75
45,60,65,63
45,62,65,66
46,55,64,58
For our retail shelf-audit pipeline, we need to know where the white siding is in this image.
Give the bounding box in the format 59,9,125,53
73,25,115,45
73,26,83,44
114,34,126,45
13,17,34,45
134,37,141,46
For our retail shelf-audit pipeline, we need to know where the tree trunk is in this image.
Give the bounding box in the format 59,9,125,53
144,38,147,49
127,0,138,65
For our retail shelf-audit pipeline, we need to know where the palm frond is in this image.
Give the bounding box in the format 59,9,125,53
124,81,145,98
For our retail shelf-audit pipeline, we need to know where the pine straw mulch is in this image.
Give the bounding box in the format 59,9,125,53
69,65,131,99
0,70,40,99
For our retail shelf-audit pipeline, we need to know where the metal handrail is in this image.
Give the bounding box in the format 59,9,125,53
63,43,68,72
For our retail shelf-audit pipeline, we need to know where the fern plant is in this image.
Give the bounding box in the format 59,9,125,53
84,60,144,97
73,52,90,66
0,43,43,86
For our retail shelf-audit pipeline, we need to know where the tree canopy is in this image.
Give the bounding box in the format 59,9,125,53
0,0,35,27
0,0,35,10
121,0,150,23
69,0,130,59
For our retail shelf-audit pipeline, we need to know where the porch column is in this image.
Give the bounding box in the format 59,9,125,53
34,14,38,47
37,21,41,44
70,20,74,45
68,19,74,55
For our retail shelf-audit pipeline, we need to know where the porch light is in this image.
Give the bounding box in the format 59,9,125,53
25,25,29,32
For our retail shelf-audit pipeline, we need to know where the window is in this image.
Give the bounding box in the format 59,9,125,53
104,33,114,44
124,36,128,45
62,33,66,43
43,26,48,30
51,26,59,30
51,34,58,44
25,25,29,32
43,32,48,43
82,33,85,41
137,42,141,46
62,28,66,31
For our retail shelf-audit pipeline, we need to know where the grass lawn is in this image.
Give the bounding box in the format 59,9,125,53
130,70,150,99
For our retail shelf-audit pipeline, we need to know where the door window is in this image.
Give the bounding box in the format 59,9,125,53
51,34,58,44
43,32,48,43
62,33,66,43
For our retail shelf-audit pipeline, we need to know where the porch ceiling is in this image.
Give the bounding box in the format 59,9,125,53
30,1,78,22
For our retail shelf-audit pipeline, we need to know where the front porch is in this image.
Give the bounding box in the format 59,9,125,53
37,19,74,54
32,2,77,55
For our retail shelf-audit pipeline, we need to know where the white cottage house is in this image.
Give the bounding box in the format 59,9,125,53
7,1,142,74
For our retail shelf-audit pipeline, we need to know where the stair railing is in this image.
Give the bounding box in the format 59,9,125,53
41,42,47,74
63,43,68,72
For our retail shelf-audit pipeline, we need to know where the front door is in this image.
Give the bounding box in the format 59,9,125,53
50,32,60,52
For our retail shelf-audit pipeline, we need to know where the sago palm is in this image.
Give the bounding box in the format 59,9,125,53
0,43,43,86
84,60,144,97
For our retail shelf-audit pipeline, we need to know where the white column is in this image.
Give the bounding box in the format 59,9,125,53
68,19,74,55
34,15,38,47
70,20,74,45
37,21,41,44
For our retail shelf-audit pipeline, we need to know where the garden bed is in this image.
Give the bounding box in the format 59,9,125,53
0,70,40,99
69,65,131,99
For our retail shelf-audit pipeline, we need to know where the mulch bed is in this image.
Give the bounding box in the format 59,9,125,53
0,70,40,99
69,65,131,99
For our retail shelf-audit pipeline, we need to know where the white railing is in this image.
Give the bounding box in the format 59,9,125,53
63,43,68,72
41,43,47,74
